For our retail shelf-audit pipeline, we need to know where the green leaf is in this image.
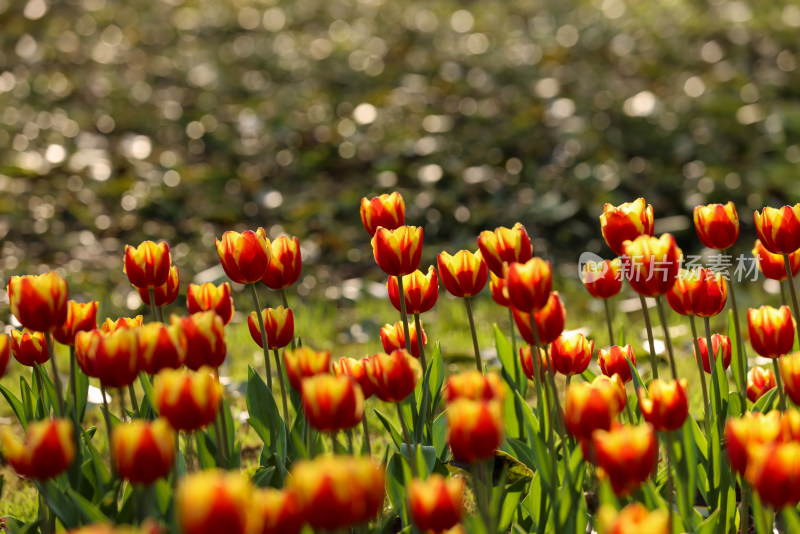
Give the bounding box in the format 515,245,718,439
753,387,778,413
252,466,276,488
195,431,218,469
497,478,527,532
138,372,158,418
374,409,403,450
67,487,110,523
514,391,552,493
385,453,411,527
727,310,744,411
415,359,433,444
37,480,79,529
428,342,445,415
782,507,800,532
20,376,35,424
495,325,525,394
580,367,597,383
696,509,721,534
432,412,448,459
70,366,90,423
246,366,287,462
0,384,27,429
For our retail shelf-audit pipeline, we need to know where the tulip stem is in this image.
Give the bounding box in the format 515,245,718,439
119,388,127,422
784,254,800,345
33,364,47,419
272,349,290,423
545,364,570,468
69,345,79,422
603,298,615,346
361,415,372,456
100,384,114,470
279,288,297,351
725,261,748,415
739,477,750,534
639,295,659,380
664,431,676,532
772,358,787,411
689,317,711,436
655,297,678,380
346,429,355,455
212,369,230,463
128,383,139,419
471,461,494,534
464,297,482,372
212,413,226,467
45,334,65,417
528,317,546,437
396,402,417,477
248,283,273,387
396,275,414,361
413,313,427,374
148,288,158,323
625,401,635,424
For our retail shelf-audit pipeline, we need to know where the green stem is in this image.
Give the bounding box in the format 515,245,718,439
361,415,372,456
213,370,230,463
396,402,417,477
528,315,546,437
396,275,414,361
740,477,750,534
212,412,226,467
689,317,711,437
119,387,127,422
142,483,154,523
413,313,427,373
545,364,570,465
639,294,659,380
472,461,494,534
128,383,139,419
33,364,47,419
100,384,114,473
664,432,676,532
655,297,678,380
773,357,787,411
280,288,297,351
603,298,615,346
272,349,290,423
249,283,273,386
346,429,355,455
625,401,635,424
148,288,158,323
69,345,78,422
725,265,748,415
784,254,800,345
702,316,720,511
45,334,65,417
464,296,482,371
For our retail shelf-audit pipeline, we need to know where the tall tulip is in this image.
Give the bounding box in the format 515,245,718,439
511,291,566,346
0,419,75,479
111,418,176,484
261,235,302,290
154,367,222,431
565,377,624,441
408,474,464,533
600,198,654,256
380,320,426,359
747,366,776,403
371,226,423,277
360,192,405,236
123,241,172,289
301,374,365,432
753,240,800,282
177,470,257,534
53,301,99,346
593,424,658,496
694,202,739,251
137,265,180,308
173,312,227,370
216,229,271,284
187,282,234,325
753,205,800,256
386,266,439,315
550,333,594,376
283,347,331,392
477,223,533,278
8,272,69,333
638,379,689,432
446,398,503,463
598,345,636,383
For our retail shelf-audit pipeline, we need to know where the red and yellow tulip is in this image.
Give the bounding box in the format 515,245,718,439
597,502,668,534
137,321,187,375
248,307,294,350
283,347,331,392
622,234,683,298
173,311,227,370
380,320,426,359
215,229,271,284
753,239,800,281
665,268,727,317
754,205,800,255
360,192,405,236
747,366,776,402
301,374,365,432
444,371,504,403
581,258,623,300
638,379,689,432
593,424,658,496
154,367,222,431
123,241,171,289
446,398,503,463
551,333,594,376
177,470,257,534
137,265,179,307
101,315,143,334
187,282,234,325
254,488,305,534
437,249,488,298
598,345,636,383
53,300,98,346
111,418,176,484
0,419,75,479
600,198,654,256
565,377,624,441
386,266,439,315
505,258,552,312
748,305,795,358
8,272,69,332
694,334,731,374
408,474,464,533
511,291,566,345
693,202,739,251
261,235,302,290
10,329,49,367
75,328,139,388
366,349,422,403
371,226,423,277
477,223,533,278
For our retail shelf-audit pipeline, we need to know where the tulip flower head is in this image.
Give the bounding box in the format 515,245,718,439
444,371,504,402
371,225,423,276
0,334,8,378
408,474,465,533
8,272,69,333
366,349,422,402
489,272,511,307
745,440,800,509
754,205,800,255
101,315,143,334
437,249,488,298
255,488,305,534
0,418,75,479
600,198,655,256
511,291,566,345
779,352,800,406
724,411,782,476
505,258,552,312
187,282,234,325
137,265,180,307
694,334,731,374
173,311,227,370
261,235,302,290
551,332,594,376
666,268,727,317
75,328,139,388
693,202,739,251
597,502,668,534
53,300,99,346
123,241,172,289
248,307,294,350
332,356,375,399
283,347,331,392
638,379,689,432
112,418,176,484
565,377,624,441
748,305,795,358
386,266,439,315
520,345,550,381
581,258,623,300
301,374,365,432
753,239,800,281
215,228,271,284
10,329,49,367
622,233,683,297
593,424,658,496
747,366,776,403
477,223,533,278
598,345,636,383
177,470,258,534
360,192,405,236
137,321,187,375
446,398,503,463
380,320,426,359
154,367,223,431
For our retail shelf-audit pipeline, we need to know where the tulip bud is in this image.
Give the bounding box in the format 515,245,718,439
261,235,302,290
386,266,439,315
124,241,172,289
666,268,727,317
505,258,552,312
600,198,654,256
622,234,683,298
366,349,422,402
581,259,623,300
137,265,180,307
511,291,566,345
371,226,423,277
10,329,49,367
520,345,550,381
446,398,503,463
360,192,405,236
747,366,776,402
248,307,294,350
638,379,689,432
408,474,464,532
597,502,668,534
283,347,331,392
302,374,364,432
753,239,800,281
173,311,227,370
215,229,271,284
753,205,800,255
437,249,488,298
593,424,658,496
598,345,636,383
693,202,739,251
379,320,426,359
101,315,143,334
477,223,533,278
112,418,176,484
332,356,375,399
748,305,795,358
138,322,187,375
0,334,9,379
187,282,234,325
694,334,731,374
489,272,511,307
779,352,800,407
551,333,594,376
53,300,99,346
8,272,69,332
154,367,222,431
75,328,139,388
0,418,75,479
725,411,782,476
177,470,258,534
745,441,800,509
565,377,624,441
444,371,504,402
254,488,305,534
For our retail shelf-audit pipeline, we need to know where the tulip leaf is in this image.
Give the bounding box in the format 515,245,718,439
195,431,218,469
727,310,745,412
503,438,537,473
385,452,411,527
432,411,448,459
374,409,403,451
415,358,433,444
626,356,645,400
0,383,27,430
495,325,526,395
246,366,287,463
138,372,158,418
70,367,90,423
752,387,778,413
580,367,597,383
428,342,445,415
696,509,721,534
514,391,553,494
503,380,525,441
498,477,527,533
252,466,276,488
37,480,80,529
782,507,800,533
20,376,35,424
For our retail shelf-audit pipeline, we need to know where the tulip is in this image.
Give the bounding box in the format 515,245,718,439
593,424,658,496
446,398,503,463
75,328,139,387
694,334,731,374
600,198,655,256
753,239,800,281
154,367,222,431
173,311,227,370
283,347,331,392
248,307,294,350
565,378,624,441
745,440,800,509
360,192,405,236
53,300,99,345
67,523,163,534
489,273,511,307
511,292,566,345
598,345,636,383
408,474,465,532
8,272,69,332
477,223,533,278
505,258,552,312
444,371,504,402
187,282,234,325
0,334,8,378
101,315,143,333
748,305,795,358
387,266,439,315
437,250,488,298
302,374,365,432
371,225,423,277
520,345,550,382
380,320,426,359
255,488,305,534
747,366,776,402
581,258,623,300
0,418,75,479
725,411,782,476
694,202,739,251
332,356,375,399
177,470,257,534
597,502,668,534
638,379,689,432
137,265,180,307
215,229,271,284
123,241,172,289
111,418,176,484
10,329,49,367
137,322,187,375
261,235,302,290
550,333,594,376
665,268,727,317
622,234,683,297
779,352,800,406
366,349,422,403
754,205,800,255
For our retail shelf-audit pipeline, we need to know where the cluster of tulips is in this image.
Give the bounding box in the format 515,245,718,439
4,193,800,533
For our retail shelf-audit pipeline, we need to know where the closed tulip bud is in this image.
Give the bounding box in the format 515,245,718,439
173,312,227,370
745,441,800,509
261,235,302,290
255,488,305,534
53,301,99,346
520,345,550,381
593,424,658,496
0,419,75,479
666,268,727,317
248,307,294,350
581,259,623,300
112,418,176,484
75,328,139,387
444,371,504,402
124,241,171,289
138,265,180,307
551,333,594,376
138,322,187,375
477,223,533,278
600,198,655,256
753,239,800,281
505,258,552,312
748,305,795,358
754,205,800,255
361,192,405,236
366,349,422,402
283,347,331,392
694,334,731,374
8,272,69,332
489,272,511,307
747,366,776,402
332,356,375,399
408,474,464,532
0,334,8,378
101,315,143,334
10,329,49,367
693,202,739,250
725,411,782,476
598,345,636,383
387,266,439,315
779,352,800,406
177,470,258,534
380,320,426,359
371,225,423,276
187,282,234,325
215,229,271,284
638,379,689,432
597,502,668,534
154,367,222,431
447,398,503,463
437,249,488,298
511,291,566,346
565,378,624,441
302,374,365,432
622,234,683,297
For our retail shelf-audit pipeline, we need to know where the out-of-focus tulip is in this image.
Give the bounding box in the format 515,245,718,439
745,440,800,509
477,223,533,278
505,258,552,312
581,258,623,300
261,235,302,290
0,334,8,378
725,411,782,476
694,202,739,251
753,239,800,281
754,205,800,255
302,374,364,432
489,273,511,307
138,322,187,375
593,424,658,496
520,345,550,381
8,272,69,333
154,367,222,431
100,315,143,334
332,356,375,399
597,502,668,534
779,352,800,406
747,366,776,402
215,229,271,284
408,474,464,532
447,398,503,463
138,265,180,307
53,301,99,346
437,250,488,298
255,488,305,534
666,268,727,317
551,333,594,376
748,305,795,358
598,345,636,383
123,241,171,289
600,198,655,256
565,378,624,441
173,312,227,370
638,379,689,432
289,455,385,529
74,328,139,387
622,234,683,297
366,349,422,402
177,470,257,534
371,226,423,276
694,334,731,374
444,371,504,402
66,523,163,534
387,266,439,315
111,418,176,484
511,292,566,345
187,282,234,325
380,320,426,359
10,329,49,367
361,192,405,236
283,347,331,392
248,307,294,350
0,419,75,479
